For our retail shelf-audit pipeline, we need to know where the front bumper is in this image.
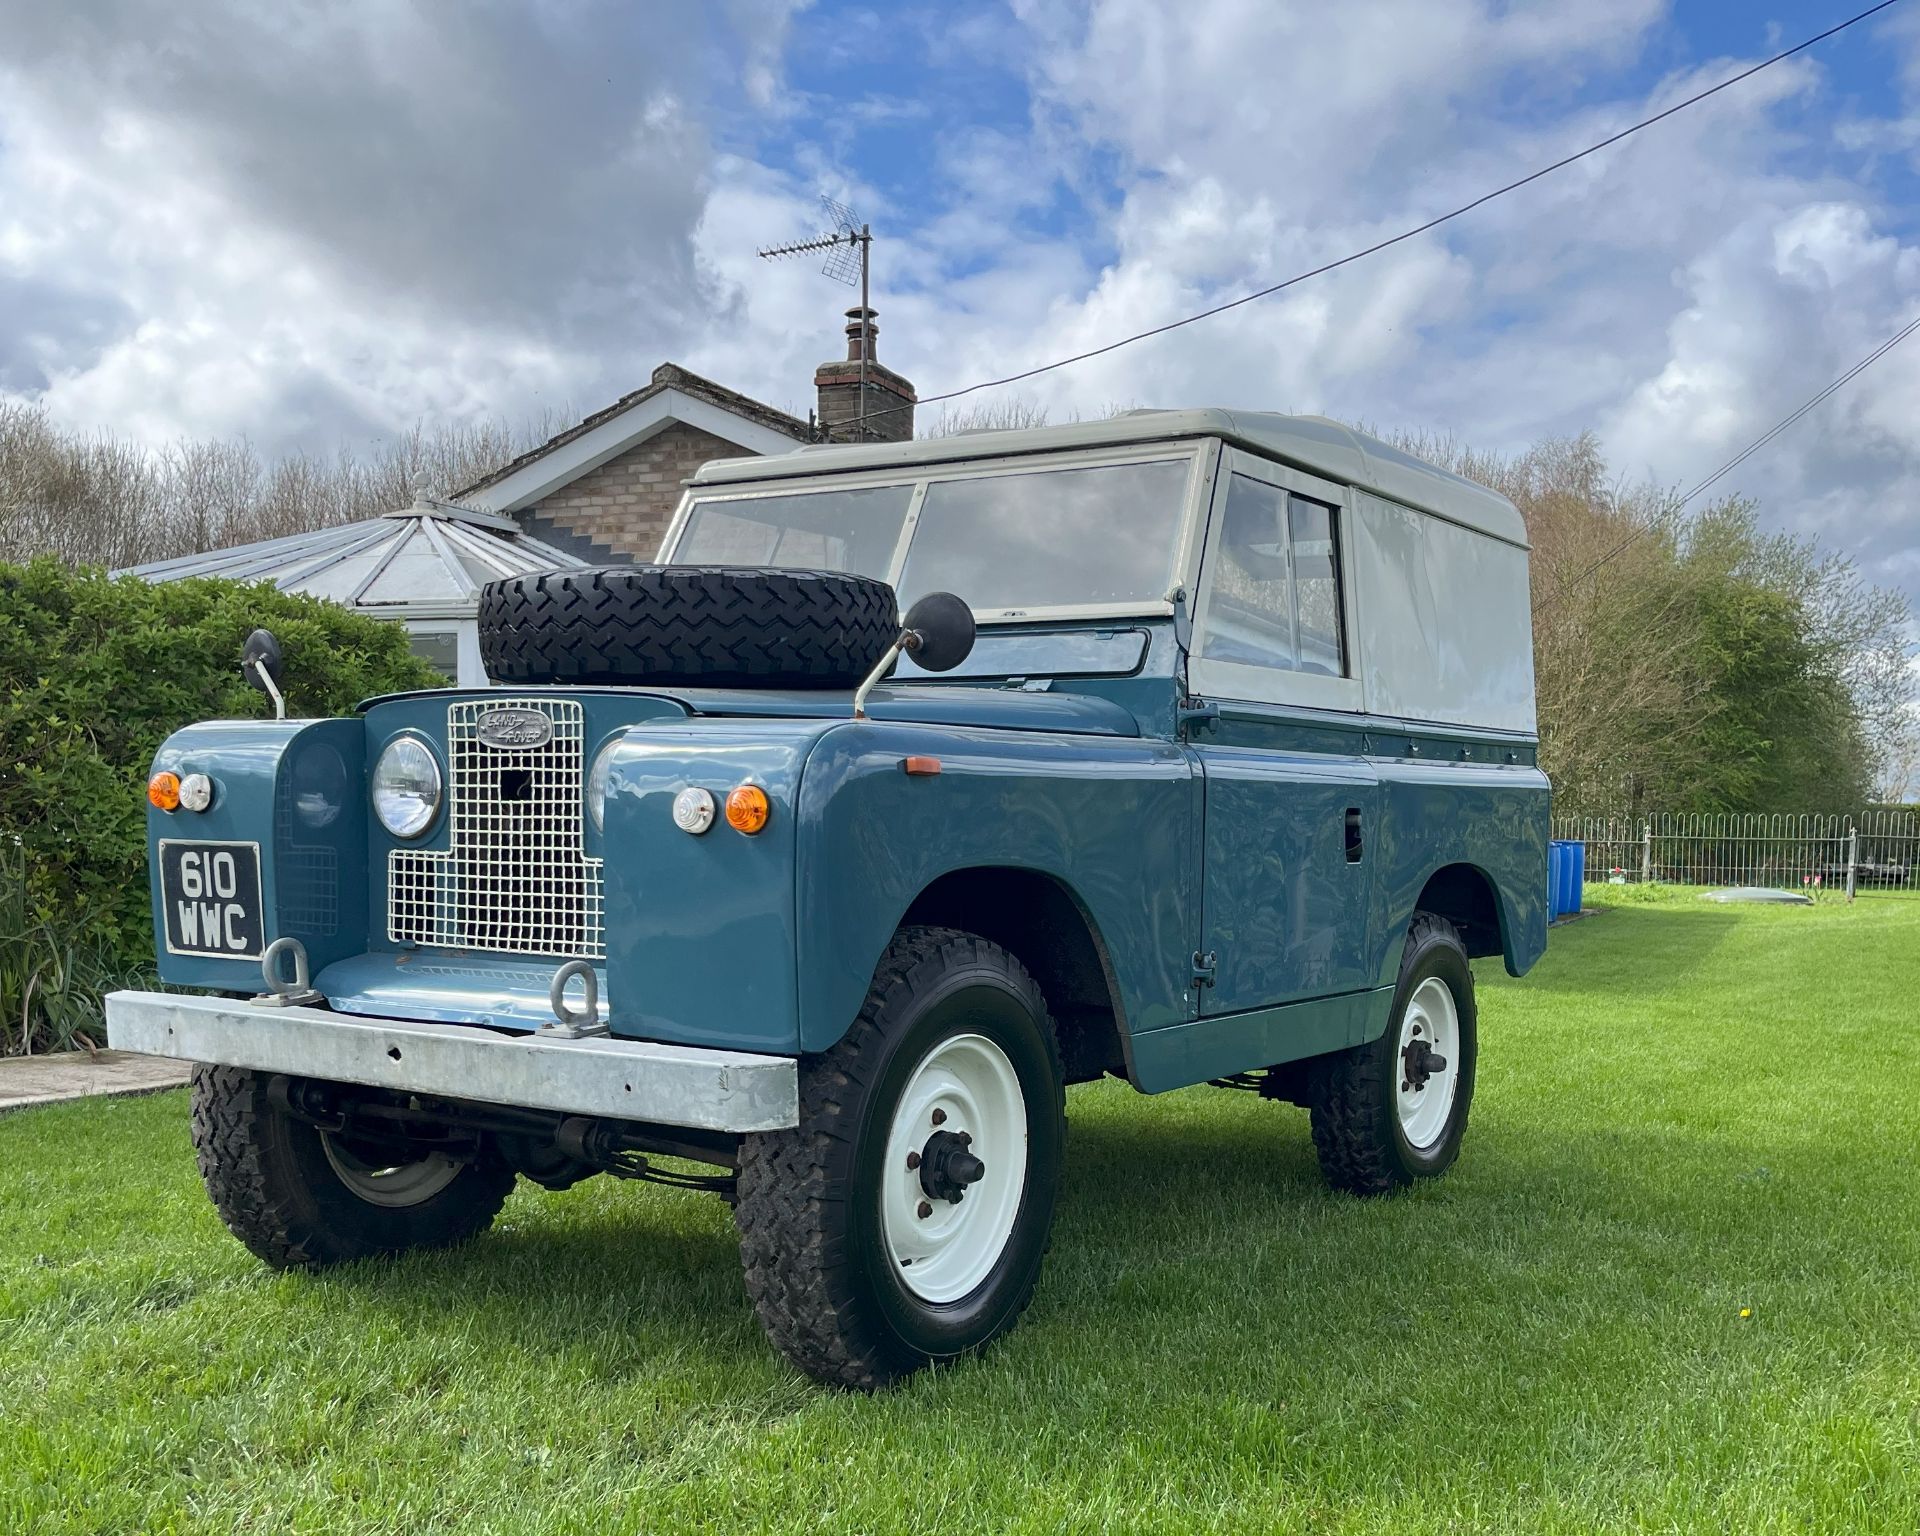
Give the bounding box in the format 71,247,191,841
103,989,798,1133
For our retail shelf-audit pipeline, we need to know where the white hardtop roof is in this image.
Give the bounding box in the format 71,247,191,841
690,408,1527,547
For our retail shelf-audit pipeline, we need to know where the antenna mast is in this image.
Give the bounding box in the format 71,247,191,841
757,196,872,439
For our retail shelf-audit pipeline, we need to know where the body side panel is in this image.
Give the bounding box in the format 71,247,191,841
1129,986,1394,1093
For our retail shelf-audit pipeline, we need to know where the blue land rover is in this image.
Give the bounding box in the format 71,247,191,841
107,411,1549,1387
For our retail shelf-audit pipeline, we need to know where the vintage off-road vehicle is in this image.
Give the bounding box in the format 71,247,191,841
107,411,1548,1387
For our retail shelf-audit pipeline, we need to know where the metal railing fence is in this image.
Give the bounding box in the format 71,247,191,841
1551,809,1920,894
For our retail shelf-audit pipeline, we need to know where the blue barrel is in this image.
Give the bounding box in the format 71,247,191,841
1547,840,1583,919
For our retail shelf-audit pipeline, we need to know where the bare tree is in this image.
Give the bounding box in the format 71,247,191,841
0,405,552,569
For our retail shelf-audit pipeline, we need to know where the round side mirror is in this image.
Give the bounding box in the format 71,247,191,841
242,628,284,693
900,592,975,673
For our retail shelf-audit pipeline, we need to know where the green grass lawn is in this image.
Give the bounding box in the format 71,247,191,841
4,891,1917,1534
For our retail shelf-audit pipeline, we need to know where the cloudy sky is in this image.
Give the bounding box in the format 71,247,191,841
2,0,1918,608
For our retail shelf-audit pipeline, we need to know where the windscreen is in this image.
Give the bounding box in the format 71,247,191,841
895,459,1191,611
672,484,912,580
668,455,1193,614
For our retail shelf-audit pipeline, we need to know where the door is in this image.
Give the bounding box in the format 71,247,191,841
1188,451,1376,1015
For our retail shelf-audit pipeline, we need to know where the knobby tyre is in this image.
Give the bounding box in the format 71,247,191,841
190,1064,515,1268
733,926,1066,1388
479,565,899,688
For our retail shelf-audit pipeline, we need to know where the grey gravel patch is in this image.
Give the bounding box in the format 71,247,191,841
0,1050,191,1114
1699,886,1816,905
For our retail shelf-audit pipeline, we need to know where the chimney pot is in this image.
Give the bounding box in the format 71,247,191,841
845,306,877,363
815,305,916,443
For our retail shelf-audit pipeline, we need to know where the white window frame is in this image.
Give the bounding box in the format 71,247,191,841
403,619,485,688
654,441,1217,625
1188,447,1365,713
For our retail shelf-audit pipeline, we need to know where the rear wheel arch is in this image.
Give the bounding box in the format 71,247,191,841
901,865,1132,1086
1407,862,1507,965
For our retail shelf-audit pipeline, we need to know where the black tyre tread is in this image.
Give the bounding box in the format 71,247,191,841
734,926,1064,1389
189,1065,514,1269
1308,913,1472,1197
479,565,899,688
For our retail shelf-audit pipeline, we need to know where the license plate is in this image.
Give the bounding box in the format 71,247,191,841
159,841,265,959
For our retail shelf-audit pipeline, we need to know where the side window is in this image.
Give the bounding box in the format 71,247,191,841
1198,474,1346,677
1289,496,1345,676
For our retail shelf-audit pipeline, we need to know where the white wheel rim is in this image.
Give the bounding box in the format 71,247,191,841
321,1134,464,1209
1394,975,1460,1151
881,1032,1029,1304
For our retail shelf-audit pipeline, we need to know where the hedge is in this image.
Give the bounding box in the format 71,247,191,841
1,559,444,996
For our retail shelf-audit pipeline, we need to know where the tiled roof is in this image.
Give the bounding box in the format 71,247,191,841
455,363,810,499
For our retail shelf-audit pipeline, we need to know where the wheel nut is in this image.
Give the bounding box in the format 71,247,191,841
905,1151,921,1170
930,1108,946,1126
917,1200,933,1219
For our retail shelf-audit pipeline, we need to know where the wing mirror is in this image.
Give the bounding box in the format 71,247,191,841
242,628,287,719
853,592,976,719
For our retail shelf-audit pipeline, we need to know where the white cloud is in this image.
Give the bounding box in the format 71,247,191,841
2,0,1917,625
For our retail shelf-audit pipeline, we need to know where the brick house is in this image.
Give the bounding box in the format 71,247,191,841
456,308,916,562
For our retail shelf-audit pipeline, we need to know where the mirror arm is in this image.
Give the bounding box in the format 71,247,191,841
852,632,920,720
252,660,287,722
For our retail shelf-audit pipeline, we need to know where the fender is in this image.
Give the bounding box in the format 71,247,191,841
793,720,1197,1054
1368,758,1552,987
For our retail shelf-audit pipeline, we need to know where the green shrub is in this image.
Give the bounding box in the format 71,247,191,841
0,839,139,1054
0,558,442,1046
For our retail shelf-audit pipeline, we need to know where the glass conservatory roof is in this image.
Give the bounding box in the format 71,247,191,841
119,495,581,617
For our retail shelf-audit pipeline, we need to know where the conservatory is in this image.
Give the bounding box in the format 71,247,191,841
122,492,581,686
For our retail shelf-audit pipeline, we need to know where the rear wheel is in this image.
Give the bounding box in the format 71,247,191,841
734,927,1065,1388
1308,912,1477,1196
190,1065,515,1268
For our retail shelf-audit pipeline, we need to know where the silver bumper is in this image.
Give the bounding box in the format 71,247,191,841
103,989,798,1133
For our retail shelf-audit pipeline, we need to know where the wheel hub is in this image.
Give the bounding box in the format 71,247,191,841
917,1128,987,1203
1400,1035,1449,1093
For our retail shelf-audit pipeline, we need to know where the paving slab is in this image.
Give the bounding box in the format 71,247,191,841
0,1050,191,1114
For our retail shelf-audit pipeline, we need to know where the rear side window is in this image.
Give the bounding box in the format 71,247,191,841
1199,474,1346,677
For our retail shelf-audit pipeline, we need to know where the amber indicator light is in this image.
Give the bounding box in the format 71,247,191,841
725,784,771,834
147,771,182,811
902,756,942,776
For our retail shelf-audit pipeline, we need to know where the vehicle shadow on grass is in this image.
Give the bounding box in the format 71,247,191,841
301,1085,1814,1404
309,1188,782,1382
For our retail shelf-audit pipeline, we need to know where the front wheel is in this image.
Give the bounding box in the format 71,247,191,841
734,927,1065,1389
190,1065,516,1268
1308,912,1478,1196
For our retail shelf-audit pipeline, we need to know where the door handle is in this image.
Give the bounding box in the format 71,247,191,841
1344,806,1364,863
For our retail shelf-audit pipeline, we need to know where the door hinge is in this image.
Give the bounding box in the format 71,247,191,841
1192,950,1218,988
1177,697,1220,735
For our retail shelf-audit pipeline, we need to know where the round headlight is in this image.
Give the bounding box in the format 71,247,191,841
372,735,442,838
587,741,618,832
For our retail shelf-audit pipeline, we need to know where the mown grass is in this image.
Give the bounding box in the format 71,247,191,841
3,892,1917,1533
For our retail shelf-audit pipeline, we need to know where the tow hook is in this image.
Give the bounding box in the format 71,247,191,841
1401,1038,1449,1093
917,1129,986,1204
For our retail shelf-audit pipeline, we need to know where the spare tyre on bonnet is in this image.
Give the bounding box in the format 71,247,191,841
479,564,898,688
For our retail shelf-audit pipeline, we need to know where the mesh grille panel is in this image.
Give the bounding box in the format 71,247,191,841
388,698,605,959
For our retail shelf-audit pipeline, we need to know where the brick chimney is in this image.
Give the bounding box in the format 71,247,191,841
815,307,916,443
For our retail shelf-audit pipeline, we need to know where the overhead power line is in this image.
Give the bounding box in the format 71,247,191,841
1541,308,1920,607
872,0,1901,426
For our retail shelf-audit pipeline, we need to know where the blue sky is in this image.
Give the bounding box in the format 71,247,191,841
2,0,1918,618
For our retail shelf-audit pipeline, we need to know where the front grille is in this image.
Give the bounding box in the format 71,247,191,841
388,698,605,959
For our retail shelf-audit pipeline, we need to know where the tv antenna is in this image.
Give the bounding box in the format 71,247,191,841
758,195,873,438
